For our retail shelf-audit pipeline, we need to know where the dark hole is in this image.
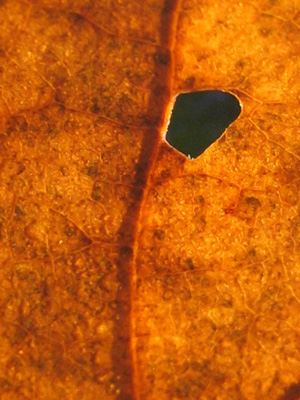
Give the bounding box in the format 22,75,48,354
165,90,241,159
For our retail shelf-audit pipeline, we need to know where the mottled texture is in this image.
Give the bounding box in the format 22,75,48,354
1,1,300,400
134,1,300,400
0,1,176,399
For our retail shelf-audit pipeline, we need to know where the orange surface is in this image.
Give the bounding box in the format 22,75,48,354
1,1,300,399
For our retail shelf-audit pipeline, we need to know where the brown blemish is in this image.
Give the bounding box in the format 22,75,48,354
260,27,272,37
245,196,261,209
278,383,300,400
182,76,195,89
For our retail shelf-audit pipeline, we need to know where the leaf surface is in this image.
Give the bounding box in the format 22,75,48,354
1,1,300,400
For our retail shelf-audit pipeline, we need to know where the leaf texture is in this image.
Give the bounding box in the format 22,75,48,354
1,1,300,400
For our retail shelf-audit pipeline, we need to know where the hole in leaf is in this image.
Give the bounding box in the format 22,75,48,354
165,90,241,159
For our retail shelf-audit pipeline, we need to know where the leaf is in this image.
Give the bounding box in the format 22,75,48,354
1,1,300,400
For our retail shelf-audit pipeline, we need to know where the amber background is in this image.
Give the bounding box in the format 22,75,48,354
1,1,300,399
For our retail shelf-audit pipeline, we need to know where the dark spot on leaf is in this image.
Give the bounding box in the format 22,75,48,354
91,97,100,114
260,28,272,37
14,205,25,218
245,196,261,209
7,116,28,135
235,58,247,69
83,162,98,176
166,90,241,159
60,166,68,176
54,89,64,103
191,359,210,372
91,180,103,201
198,216,206,228
182,76,195,89
196,195,205,205
248,248,257,259
65,223,76,237
278,383,300,400
17,163,25,175
154,229,165,240
68,12,85,26
153,51,170,65
160,169,170,179
12,326,28,345
120,246,133,257
213,371,226,383
96,273,110,293
0,379,11,390
185,258,195,270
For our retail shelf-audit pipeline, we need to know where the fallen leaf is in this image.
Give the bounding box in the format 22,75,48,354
0,1,300,400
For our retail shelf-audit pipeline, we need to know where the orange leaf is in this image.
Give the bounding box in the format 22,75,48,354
1,1,300,400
